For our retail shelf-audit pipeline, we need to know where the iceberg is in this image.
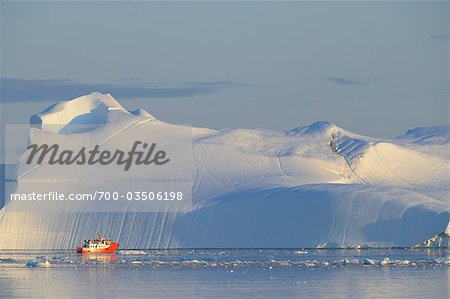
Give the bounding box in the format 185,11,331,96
414,223,450,248
0,92,449,249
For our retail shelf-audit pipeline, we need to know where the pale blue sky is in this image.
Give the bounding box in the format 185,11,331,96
1,1,448,137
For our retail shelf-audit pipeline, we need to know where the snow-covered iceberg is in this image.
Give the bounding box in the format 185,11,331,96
0,92,449,249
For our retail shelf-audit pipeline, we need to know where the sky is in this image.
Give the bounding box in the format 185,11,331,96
1,0,448,138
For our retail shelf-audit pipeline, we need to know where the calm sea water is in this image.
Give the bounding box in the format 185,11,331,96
0,249,448,298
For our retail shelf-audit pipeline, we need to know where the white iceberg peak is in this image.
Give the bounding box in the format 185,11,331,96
288,120,339,138
30,92,130,133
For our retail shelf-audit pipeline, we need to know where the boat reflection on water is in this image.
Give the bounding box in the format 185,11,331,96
82,253,118,263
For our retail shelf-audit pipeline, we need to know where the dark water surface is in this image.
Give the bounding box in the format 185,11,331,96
0,248,448,298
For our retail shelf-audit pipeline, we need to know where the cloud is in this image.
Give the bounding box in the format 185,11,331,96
324,77,364,86
0,78,244,102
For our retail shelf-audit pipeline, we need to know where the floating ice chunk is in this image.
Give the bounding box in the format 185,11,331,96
363,258,376,266
26,259,50,268
118,250,147,255
26,260,38,268
183,259,203,265
434,257,450,265
397,260,410,266
380,258,394,266
415,226,450,248
39,260,51,267
317,242,340,249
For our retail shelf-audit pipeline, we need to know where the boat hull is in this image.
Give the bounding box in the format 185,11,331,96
76,242,119,254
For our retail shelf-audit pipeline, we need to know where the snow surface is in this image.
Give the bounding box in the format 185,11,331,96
0,92,449,249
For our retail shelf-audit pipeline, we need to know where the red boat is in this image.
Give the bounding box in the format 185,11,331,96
76,233,119,254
